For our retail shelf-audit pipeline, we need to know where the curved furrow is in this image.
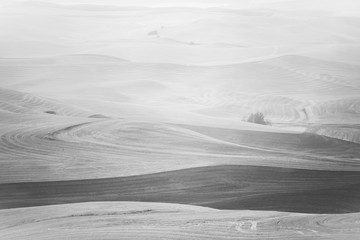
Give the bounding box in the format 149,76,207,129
48,119,360,166
177,124,360,163
0,202,360,239
0,117,234,183
0,202,360,240
50,120,277,154
0,101,37,115
0,88,93,117
191,93,360,125
263,55,360,88
2,114,360,184
309,127,360,144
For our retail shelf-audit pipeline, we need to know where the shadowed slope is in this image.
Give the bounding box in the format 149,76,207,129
1,165,360,213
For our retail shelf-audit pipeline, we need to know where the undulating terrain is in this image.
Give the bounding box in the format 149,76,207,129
0,0,360,239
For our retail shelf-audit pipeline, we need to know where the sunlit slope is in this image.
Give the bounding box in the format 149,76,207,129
1,202,360,240
1,54,359,143
1,55,359,123
307,124,360,144
1,94,360,184
0,88,93,117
